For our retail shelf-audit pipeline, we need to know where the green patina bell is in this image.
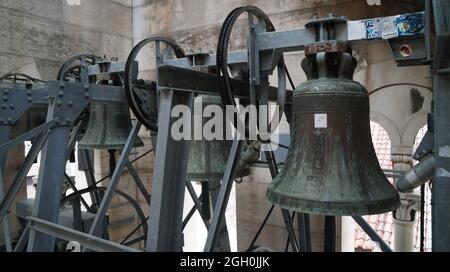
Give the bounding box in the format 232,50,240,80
266,50,400,216
187,95,258,181
78,101,143,150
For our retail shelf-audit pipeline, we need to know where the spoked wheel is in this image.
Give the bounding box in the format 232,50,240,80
0,73,46,84
216,6,293,137
124,36,185,131
60,186,149,250
57,54,99,82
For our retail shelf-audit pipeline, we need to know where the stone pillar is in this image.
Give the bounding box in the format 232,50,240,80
391,148,421,252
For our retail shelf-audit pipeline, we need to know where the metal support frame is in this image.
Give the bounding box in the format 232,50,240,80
146,89,193,252
204,136,244,252
28,217,140,252
431,33,450,252
87,121,142,238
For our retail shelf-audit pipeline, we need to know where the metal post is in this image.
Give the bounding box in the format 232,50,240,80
324,216,336,252
27,126,71,251
432,34,450,252
209,180,231,252
297,213,311,252
146,90,193,252
0,126,12,251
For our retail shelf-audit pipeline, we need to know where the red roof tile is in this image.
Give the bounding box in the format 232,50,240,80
354,123,430,252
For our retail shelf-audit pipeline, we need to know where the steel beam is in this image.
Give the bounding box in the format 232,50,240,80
146,90,193,252
431,34,450,252
0,126,12,251
27,127,71,251
204,137,244,252
157,65,293,104
28,217,140,252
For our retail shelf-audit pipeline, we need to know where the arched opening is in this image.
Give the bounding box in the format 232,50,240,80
354,121,394,252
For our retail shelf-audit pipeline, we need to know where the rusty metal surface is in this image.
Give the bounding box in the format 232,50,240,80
305,41,348,55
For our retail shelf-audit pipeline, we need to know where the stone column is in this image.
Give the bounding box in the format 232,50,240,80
391,148,421,252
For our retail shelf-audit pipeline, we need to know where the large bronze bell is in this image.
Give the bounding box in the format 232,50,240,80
266,48,400,216
78,101,144,150
187,95,258,181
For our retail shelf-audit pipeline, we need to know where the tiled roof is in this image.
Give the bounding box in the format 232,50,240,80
354,122,431,252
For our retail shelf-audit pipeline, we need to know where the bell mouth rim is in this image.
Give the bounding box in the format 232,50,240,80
266,191,400,216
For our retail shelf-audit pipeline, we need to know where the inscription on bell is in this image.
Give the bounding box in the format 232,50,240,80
307,175,324,184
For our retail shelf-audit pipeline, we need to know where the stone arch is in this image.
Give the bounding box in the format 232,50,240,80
370,111,401,147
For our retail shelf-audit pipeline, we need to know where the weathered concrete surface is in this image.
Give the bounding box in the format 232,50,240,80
0,0,132,80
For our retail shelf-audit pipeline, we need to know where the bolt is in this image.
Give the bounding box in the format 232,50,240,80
57,100,62,106
4,90,9,95
7,118,12,124
251,77,257,82
27,90,32,95
60,83,65,89
68,101,73,107
85,93,90,99
9,104,14,109
28,97,32,103
2,96,7,101
65,118,71,124
250,24,255,30
84,85,89,90
1,104,6,109
58,91,64,97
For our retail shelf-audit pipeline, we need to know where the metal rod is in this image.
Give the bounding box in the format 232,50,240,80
28,217,140,252
298,213,312,252
282,209,300,252
126,162,151,205
353,216,393,252
0,131,49,223
247,205,275,251
87,121,142,238
185,181,210,230
64,173,93,213
0,120,57,153
324,216,336,252
204,137,244,252
80,149,101,209
182,205,197,231
27,126,72,251
71,195,82,232
13,223,30,252
120,216,149,245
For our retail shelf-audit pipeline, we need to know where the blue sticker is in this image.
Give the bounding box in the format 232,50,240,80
397,13,425,36
366,18,383,39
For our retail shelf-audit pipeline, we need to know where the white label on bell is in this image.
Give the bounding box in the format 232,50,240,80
314,114,327,128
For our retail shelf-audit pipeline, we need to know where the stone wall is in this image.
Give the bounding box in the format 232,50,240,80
0,0,132,79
